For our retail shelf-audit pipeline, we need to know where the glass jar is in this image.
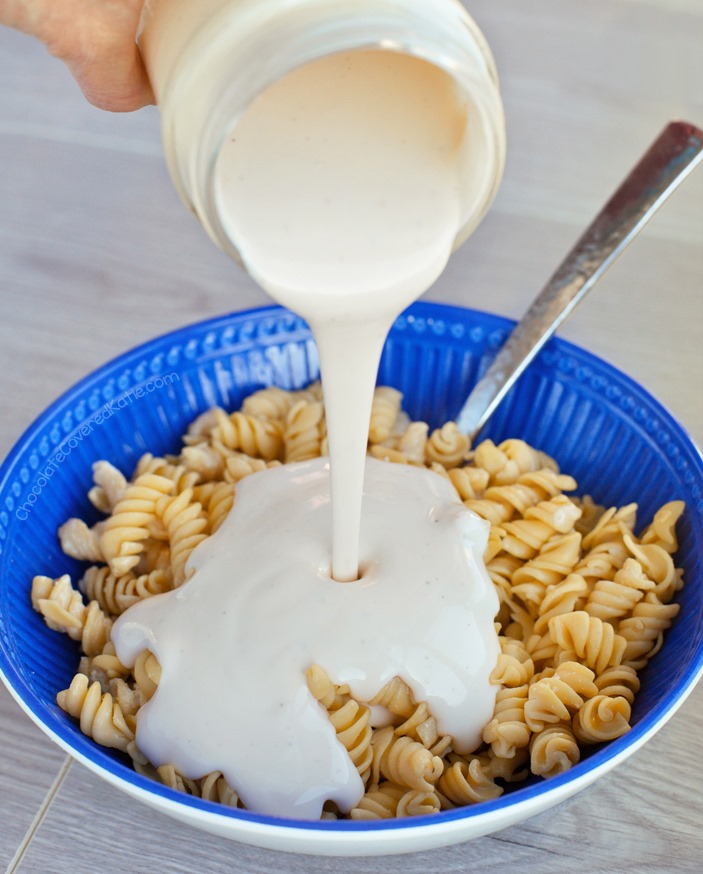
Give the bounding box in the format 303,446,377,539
140,0,506,265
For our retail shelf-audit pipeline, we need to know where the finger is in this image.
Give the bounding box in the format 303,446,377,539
65,43,155,112
44,0,155,112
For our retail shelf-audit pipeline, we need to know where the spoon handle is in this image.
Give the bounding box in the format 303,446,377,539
455,119,703,440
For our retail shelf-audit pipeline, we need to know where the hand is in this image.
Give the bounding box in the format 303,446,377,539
1,0,154,111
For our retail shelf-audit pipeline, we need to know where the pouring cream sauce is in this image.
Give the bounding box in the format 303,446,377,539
215,48,469,582
113,46,501,818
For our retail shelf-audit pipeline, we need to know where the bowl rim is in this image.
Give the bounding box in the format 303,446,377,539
1,301,702,846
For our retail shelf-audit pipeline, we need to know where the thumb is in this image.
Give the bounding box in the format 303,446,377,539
65,40,155,112
43,1,155,112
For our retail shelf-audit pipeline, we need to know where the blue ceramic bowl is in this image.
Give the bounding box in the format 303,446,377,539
1,302,702,855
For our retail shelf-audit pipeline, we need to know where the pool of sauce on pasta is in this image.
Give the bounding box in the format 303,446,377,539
113,457,500,818
112,48,503,817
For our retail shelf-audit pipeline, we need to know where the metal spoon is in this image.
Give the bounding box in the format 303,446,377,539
455,119,703,440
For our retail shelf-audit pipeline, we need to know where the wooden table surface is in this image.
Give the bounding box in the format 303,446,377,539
1,1,701,871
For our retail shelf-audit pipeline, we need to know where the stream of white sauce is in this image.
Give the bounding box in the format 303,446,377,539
214,48,469,582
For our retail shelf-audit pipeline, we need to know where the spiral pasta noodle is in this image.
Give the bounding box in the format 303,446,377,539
29,383,686,820
447,464,490,501
156,488,209,586
199,771,241,807
284,399,326,463
640,500,685,553
530,723,580,778
327,700,374,784
482,747,530,784
223,453,281,484
57,673,135,752
87,460,129,513
133,649,162,704
549,611,627,675
618,595,680,670
510,530,583,617
368,386,403,445
482,684,531,759
306,663,351,711
438,758,502,806
211,408,284,461
350,782,406,819
532,573,589,636
80,641,130,686
99,473,175,576
624,535,682,604
180,442,226,481
425,422,469,468
58,517,105,563
241,385,301,421
584,557,655,622
32,574,112,657
572,694,631,744
482,471,578,531
80,566,171,616
350,781,441,819
370,726,444,792
524,665,594,732
490,637,535,688
593,665,640,704
368,674,416,718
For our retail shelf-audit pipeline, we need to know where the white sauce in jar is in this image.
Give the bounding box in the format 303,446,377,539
113,458,500,819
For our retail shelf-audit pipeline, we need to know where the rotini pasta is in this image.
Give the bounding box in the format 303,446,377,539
180,442,226,481
368,386,403,445
524,663,596,733
327,700,374,784
58,517,105,563
87,460,128,513
584,557,655,622
532,573,589,636
30,384,685,820
349,782,407,819
211,408,284,461
56,673,135,752
640,500,685,553
548,611,627,675
80,641,130,686
99,473,175,576
510,530,583,614
199,770,242,808
32,574,112,657
593,665,640,705
350,781,441,819
133,649,162,704
572,694,631,744
284,399,326,463
80,566,171,616
438,757,502,806
530,723,580,778
394,701,452,758
204,481,236,535
481,684,531,758
618,595,680,670
156,489,209,587
370,725,444,792
490,637,535,687
424,422,469,468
